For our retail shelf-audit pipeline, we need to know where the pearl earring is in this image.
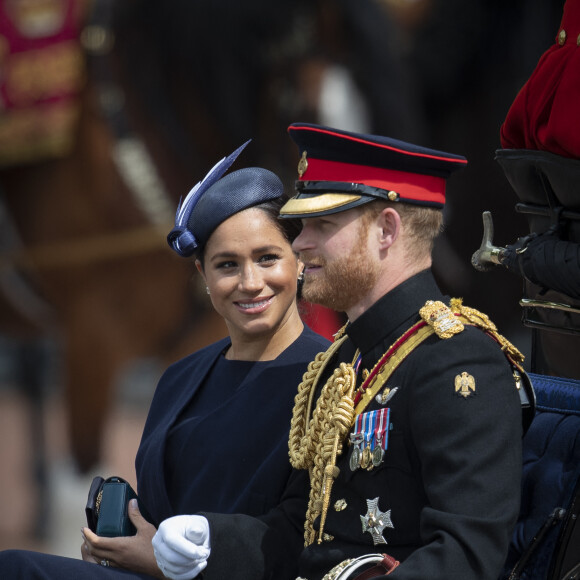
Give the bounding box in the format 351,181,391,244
206,286,210,295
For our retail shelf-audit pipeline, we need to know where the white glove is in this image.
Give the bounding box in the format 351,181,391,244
153,515,211,580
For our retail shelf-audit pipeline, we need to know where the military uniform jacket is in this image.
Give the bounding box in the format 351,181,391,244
203,270,523,580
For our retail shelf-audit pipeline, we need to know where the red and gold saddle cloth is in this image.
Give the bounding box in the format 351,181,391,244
0,0,86,166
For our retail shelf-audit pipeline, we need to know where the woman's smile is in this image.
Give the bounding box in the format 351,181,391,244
234,296,274,312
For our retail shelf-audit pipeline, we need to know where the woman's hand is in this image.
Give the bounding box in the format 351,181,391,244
81,498,165,578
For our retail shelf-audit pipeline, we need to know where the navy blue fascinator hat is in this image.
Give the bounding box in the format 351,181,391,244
167,141,285,257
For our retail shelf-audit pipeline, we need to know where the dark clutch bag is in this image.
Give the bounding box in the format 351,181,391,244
85,476,152,537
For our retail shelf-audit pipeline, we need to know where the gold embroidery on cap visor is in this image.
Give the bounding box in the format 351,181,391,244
279,193,362,216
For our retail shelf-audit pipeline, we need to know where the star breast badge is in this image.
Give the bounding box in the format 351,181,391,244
360,497,393,545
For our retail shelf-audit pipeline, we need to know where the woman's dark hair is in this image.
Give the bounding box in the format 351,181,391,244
194,193,301,264
257,194,302,244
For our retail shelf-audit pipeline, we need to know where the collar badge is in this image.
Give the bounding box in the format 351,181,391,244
455,371,476,398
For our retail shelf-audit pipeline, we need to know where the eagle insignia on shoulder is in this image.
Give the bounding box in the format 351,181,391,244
455,371,476,398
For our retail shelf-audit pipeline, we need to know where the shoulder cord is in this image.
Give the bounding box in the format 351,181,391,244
449,297,525,368
288,327,358,546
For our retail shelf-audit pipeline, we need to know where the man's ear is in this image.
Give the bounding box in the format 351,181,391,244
378,207,402,250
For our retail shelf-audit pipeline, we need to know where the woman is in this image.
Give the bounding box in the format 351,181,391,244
0,142,329,578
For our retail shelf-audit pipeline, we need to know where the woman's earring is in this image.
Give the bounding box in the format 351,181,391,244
206,286,210,295
297,271,305,292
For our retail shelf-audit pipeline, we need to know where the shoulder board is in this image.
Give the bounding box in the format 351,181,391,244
419,300,464,338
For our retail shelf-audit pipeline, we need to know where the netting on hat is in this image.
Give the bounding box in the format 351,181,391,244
187,167,283,251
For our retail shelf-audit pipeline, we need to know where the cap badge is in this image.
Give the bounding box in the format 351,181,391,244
455,371,476,398
360,497,393,545
297,150,308,178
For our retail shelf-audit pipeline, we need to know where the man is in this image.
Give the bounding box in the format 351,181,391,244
153,123,531,580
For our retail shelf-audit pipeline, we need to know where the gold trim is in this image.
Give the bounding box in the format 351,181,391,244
451,298,525,365
280,194,362,216
95,489,103,516
354,324,434,415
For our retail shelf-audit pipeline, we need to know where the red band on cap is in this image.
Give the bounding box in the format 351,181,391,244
303,158,446,205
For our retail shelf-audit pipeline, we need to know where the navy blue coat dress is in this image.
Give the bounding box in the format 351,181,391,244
0,326,329,579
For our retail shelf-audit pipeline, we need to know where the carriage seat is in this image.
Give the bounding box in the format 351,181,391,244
500,373,580,580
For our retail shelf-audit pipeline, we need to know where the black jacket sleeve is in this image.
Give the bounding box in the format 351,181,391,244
201,468,309,580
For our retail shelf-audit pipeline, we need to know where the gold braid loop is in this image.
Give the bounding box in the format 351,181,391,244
289,352,329,470
450,297,525,364
289,336,349,470
288,333,358,545
289,348,358,546
333,393,356,435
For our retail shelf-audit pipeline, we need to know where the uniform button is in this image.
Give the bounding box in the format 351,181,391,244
558,29,567,45
334,499,347,511
577,33,580,46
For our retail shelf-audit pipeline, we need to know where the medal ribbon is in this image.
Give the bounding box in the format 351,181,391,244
374,408,390,450
354,352,363,377
363,411,374,449
354,412,362,435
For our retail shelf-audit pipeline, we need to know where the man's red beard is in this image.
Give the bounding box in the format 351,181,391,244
301,235,380,313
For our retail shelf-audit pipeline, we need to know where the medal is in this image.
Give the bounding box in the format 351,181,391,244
360,497,394,545
361,445,371,470
349,433,363,471
372,435,384,467
351,408,390,471
372,409,389,467
360,411,374,470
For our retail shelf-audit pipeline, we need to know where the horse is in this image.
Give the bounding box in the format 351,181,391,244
0,0,231,480
0,0,563,518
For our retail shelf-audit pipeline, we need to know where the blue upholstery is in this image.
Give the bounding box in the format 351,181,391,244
500,373,580,580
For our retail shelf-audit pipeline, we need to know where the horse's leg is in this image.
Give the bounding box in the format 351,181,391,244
62,297,128,475
15,339,52,538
